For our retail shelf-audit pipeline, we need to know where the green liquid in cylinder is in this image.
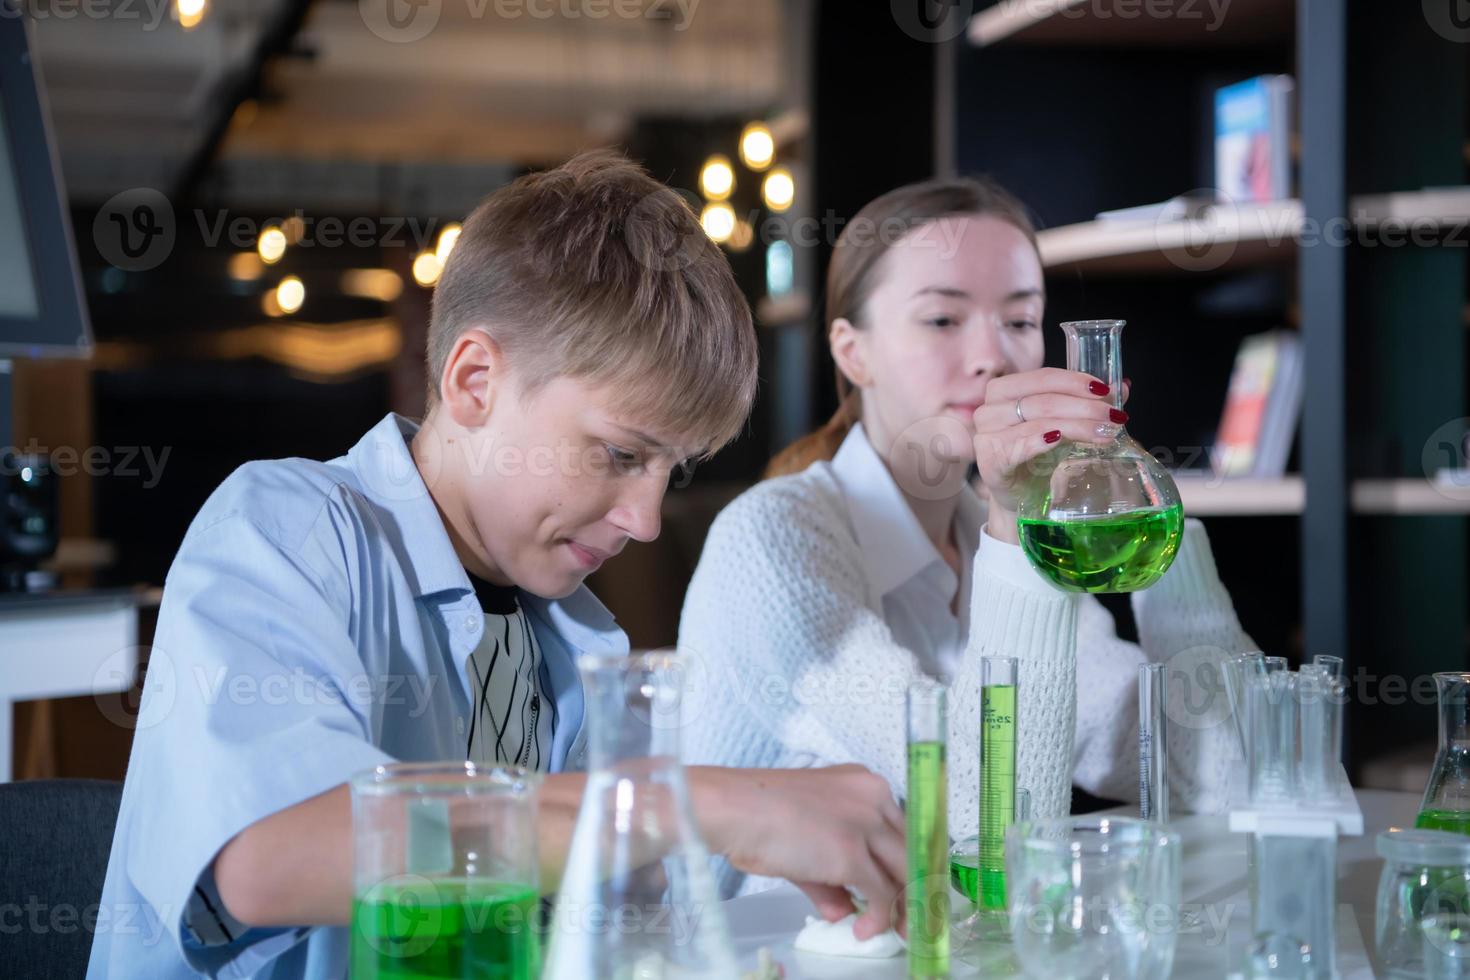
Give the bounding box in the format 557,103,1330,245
981,684,1017,913
1417,809,1470,835
950,851,979,903
907,740,949,976
350,878,539,980
1018,504,1184,593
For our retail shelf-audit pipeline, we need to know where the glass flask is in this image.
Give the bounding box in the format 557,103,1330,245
1015,319,1184,593
1005,815,1180,980
349,761,541,980
1375,828,1470,978
1419,673,1470,835
543,651,739,979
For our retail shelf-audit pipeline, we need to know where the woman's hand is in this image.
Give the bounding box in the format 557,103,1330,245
688,764,906,940
972,369,1130,542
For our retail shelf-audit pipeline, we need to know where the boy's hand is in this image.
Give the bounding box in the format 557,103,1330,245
689,764,905,940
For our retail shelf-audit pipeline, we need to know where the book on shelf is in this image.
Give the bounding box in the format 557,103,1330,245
1213,329,1303,479
1214,75,1294,204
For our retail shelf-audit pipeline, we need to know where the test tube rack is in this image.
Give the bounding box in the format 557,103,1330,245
1226,760,1364,838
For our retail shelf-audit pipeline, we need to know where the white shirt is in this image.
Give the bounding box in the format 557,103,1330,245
830,424,980,683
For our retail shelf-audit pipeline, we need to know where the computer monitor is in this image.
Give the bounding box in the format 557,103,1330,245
0,12,91,358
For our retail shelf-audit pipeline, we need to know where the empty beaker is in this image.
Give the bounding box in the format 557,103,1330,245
1015,320,1184,594
1419,673,1470,835
542,651,738,979
350,761,541,979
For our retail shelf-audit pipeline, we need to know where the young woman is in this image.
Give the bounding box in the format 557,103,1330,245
678,176,1255,898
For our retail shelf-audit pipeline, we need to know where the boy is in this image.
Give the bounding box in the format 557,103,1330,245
86,152,904,979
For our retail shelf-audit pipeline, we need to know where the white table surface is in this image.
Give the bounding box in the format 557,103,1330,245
724,789,1420,979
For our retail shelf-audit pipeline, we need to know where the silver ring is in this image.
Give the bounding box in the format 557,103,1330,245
1015,397,1027,425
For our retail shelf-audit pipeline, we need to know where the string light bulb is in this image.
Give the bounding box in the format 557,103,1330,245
762,167,795,212
700,155,735,201
739,122,775,171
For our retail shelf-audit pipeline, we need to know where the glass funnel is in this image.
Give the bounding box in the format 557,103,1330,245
1015,319,1184,593
542,651,739,979
1418,673,1470,835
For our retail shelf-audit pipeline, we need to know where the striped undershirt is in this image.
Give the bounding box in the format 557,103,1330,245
463,574,555,771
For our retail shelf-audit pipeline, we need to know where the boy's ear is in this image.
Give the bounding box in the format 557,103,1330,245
828,317,872,388
441,327,506,428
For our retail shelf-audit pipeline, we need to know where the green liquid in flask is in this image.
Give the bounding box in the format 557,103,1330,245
1018,504,1184,593
981,684,1017,913
906,740,949,976
350,877,540,980
1417,809,1470,835
949,851,979,903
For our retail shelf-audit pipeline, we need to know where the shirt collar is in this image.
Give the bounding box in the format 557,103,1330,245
343,414,618,639
831,421,985,601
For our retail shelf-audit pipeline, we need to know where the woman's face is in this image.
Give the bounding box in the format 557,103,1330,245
833,214,1045,464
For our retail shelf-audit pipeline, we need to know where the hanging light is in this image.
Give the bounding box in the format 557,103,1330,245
740,122,775,171
700,155,735,201
412,251,442,287
275,276,305,315
435,223,462,266
700,203,736,244
257,225,287,264
762,167,795,212
176,0,206,30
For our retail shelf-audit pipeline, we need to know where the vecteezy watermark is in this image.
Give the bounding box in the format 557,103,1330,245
2,0,184,31
1423,0,1470,43
1156,192,1470,273
958,0,1234,41
891,0,974,43
1421,418,1470,504
2,441,170,488
92,190,455,273
0,898,175,946
92,644,443,732
358,0,702,44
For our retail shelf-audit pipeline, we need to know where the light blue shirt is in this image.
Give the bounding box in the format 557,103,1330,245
86,413,628,980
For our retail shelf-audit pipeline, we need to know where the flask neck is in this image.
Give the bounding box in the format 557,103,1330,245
1063,320,1124,412
1438,673,1470,749
580,656,686,774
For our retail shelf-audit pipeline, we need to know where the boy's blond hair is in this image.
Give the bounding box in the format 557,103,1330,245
428,150,758,454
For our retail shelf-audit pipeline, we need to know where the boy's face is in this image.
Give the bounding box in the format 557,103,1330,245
429,368,698,599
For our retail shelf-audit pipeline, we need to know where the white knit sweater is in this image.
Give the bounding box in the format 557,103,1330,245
677,456,1254,897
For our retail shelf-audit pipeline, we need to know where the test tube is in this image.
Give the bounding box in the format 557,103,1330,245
1275,671,1299,799
1298,665,1329,801
1325,677,1346,793
1139,662,1169,822
980,655,1018,915
906,679,949,979
1265,656,1288,674
1313,654,1344,681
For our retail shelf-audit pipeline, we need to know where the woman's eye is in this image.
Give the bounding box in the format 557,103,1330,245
1008,319,1038,331
924,315,958,329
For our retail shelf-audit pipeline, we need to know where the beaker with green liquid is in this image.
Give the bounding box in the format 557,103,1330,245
349,761,542,980
1418,673,1470,835
1016,319,1184,593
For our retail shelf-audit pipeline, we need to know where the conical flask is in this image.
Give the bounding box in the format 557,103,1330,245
1417,672,1470,834
1015,319,1185,593
543,651,740,979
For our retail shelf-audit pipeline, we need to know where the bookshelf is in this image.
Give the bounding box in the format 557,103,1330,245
952,0,1468,780
967,0,1293,48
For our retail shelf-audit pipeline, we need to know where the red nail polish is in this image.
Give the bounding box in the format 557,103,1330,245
1110,409,1129,424
1043,430,1062,444
1089,380,1110,396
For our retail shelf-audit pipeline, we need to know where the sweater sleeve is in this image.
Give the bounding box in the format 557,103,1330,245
677,476,1081,858
1060,517,1252,814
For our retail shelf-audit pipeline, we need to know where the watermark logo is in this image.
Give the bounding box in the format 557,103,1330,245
891,0,974,43
94,188,175,272
1424,0,1470,43
92,645,176,732
360,0,443,42
625,188,710,273
1421,417,1470,504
